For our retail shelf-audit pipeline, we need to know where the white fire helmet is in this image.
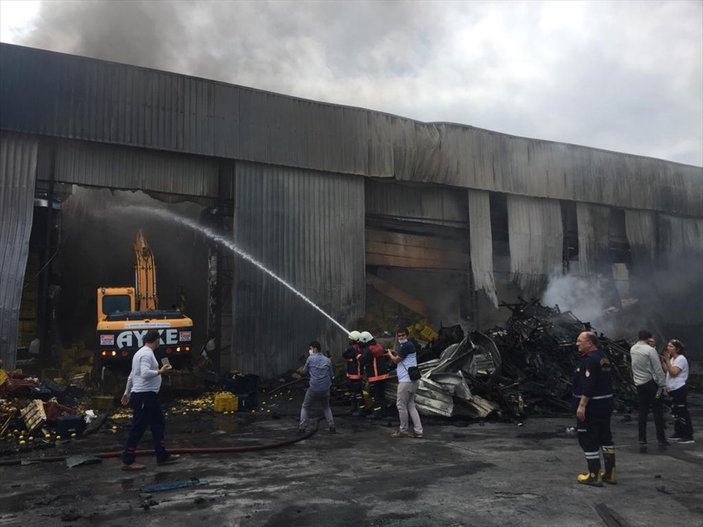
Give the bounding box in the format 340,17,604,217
348,330,361,342
359,331,373,344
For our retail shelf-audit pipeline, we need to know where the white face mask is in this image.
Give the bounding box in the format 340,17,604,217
308,348,315,355
398,338,407,344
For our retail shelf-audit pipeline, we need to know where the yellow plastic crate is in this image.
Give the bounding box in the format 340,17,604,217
214,392,238,413
419,325,438,342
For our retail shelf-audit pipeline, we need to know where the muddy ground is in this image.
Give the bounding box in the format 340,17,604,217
1,390,701,527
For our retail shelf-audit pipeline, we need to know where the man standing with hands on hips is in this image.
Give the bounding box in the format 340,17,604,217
121,330,180,470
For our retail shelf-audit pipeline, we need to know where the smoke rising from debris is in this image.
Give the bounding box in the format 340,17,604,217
541,273,618,336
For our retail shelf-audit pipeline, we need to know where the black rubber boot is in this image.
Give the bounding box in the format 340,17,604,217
601,448,616,484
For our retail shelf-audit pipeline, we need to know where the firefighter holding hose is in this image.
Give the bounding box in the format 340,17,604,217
342,330,364,414
359,331,389,419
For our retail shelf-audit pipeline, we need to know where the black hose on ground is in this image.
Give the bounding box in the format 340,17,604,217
0,418,321,467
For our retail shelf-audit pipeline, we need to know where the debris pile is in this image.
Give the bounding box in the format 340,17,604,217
0,367,95,453
384,299,637,419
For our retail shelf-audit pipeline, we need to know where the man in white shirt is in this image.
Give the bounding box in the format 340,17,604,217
121,330,179,470
630,330,667,448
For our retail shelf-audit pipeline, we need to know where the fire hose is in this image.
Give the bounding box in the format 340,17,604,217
0,418,321,467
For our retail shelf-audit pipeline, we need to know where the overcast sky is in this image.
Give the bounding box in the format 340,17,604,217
1,0,701,166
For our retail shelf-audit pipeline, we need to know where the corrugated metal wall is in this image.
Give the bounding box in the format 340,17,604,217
365,179,467,227
468,190,498,307
231,162,365,375
0,132,38,368
430,125,703,217
53,139,218,197
507,195,563,298
576,203,612,276
1,44,702,368
625,210,657,269
2,44,701,216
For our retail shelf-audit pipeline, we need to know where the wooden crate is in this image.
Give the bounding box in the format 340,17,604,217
20,400,46,432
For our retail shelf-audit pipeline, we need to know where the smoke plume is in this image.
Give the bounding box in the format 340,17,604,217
541,273,619,335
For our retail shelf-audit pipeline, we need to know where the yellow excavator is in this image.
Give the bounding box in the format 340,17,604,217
96,231,194,375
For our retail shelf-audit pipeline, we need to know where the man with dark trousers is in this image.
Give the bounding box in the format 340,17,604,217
121,330,180,470
630,330,668,448
573,331,616,486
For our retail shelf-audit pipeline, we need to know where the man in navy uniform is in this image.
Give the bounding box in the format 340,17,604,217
573,331,616,486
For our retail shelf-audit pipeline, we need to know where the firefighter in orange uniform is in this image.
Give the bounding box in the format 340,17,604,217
359,331,389,419
342,330,364,414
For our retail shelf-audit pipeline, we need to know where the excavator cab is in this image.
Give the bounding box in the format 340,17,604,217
98,287,135,320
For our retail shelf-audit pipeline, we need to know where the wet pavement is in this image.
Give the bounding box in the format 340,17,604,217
1,391,702,527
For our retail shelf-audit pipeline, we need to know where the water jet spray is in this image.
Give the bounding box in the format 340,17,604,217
115,205,350,336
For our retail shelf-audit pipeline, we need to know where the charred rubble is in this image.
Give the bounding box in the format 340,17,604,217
385,299,637,420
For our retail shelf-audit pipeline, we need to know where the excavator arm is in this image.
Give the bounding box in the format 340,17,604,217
134,231,158,311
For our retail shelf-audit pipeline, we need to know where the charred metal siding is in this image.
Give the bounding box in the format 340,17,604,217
365,179,467,227
52,139,218,197
0,132,38,369
430,124,703,216
468,190,498,307
2,44,701,216
507,195,563,298
0,46,217,155
231,162,365,375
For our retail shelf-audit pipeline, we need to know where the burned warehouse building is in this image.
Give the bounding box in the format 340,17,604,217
1,42,702,380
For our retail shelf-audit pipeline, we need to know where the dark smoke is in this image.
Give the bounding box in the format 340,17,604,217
21,0,437,101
